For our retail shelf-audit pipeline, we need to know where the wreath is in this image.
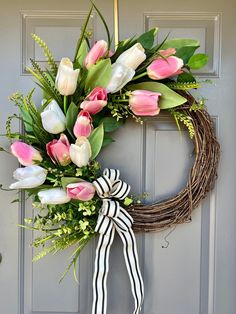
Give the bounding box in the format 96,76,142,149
1,4,220,314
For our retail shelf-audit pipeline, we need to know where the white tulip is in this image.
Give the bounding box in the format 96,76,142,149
38,188,71,205
106,63,135,93
55,57,80,96
116,43,146,70
70,137,92,167
9,165,47,189
41,100,66,134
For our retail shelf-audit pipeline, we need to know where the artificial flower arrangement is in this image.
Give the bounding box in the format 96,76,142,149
1,4,209,285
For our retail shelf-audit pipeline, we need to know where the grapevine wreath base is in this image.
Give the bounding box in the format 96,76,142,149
129,92,220,232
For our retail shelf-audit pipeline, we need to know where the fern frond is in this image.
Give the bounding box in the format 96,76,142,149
170,110,195,139
166,82,201,90
28,59,62,105
190,97,206,112
31,33,58,76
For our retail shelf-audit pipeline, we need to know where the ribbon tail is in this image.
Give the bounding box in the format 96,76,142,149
92,221,115,314
118,228,144,314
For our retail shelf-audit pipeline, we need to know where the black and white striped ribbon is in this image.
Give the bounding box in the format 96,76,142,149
92,169,144,314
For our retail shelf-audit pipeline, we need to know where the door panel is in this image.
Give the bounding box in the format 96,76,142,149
0,0,236,314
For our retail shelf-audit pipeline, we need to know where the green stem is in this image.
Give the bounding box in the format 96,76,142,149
63,96,67,114
131,71,147,81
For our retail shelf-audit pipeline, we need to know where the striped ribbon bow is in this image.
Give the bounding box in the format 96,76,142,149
92,168,144,314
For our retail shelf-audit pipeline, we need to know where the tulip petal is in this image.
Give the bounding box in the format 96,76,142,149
38,188,71,204
106,63,135,93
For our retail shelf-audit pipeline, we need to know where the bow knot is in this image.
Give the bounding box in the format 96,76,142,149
92,168,144,314
93,168,130,200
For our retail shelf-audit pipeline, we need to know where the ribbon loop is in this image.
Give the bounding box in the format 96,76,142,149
101,199,120,218
92,169,144,314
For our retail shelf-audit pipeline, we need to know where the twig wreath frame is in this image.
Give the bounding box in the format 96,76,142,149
129,92,220,232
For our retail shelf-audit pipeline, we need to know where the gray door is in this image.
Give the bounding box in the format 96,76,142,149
0,0,235,314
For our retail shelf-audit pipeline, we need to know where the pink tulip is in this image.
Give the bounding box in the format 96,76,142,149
80,87,108,115
67,181,95,201
147,56,184,80
159,48,176,57
73,110,93,138
84,40,108,69
11,141,42,166
129,90,161,116
46,134,71,166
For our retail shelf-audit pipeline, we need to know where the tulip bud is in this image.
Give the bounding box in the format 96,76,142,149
9,165,47,189
69,137,92,168
106,63,135,94
84,40,108,69
73,110,93,138
46,134,71,166
67,181,95,201
11,142,42,166
159,48,176,57
38,188,71,204
116,43,146,70
41,100,66,134
56,57,80,95
80,87,107,115
129,90,161,116
147,56,184,80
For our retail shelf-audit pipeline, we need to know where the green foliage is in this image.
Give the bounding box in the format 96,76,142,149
129,82,187,109
170,109,195,139
177,72,196,83
61,177,82,189
166,81,201,90
187,53,209,70
175,46,199,64
74,5,93,63
28,59,62,106
92,2,112,49
31,34,58,76
161,38,200,50
99,117,123,132
66,102,79,139
89,124,104,159
190,97,206,112
137,27,158,49
102,135,115,148
85,59,112,91
76,39,88,68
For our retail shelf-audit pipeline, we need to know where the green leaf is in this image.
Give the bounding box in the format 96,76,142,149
175,46,199,64
177,72,196,83
76,39,88,67
99,117,123,132
66,102,79,137
137,28,158,49
19,107,33,132
92,2,112,49
89,123,104,159
161,38,200,50
187,53,209,70
85,59,112,91
102,135,115,148
61,177,82,189
128,82,187,109
74,5,93,63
